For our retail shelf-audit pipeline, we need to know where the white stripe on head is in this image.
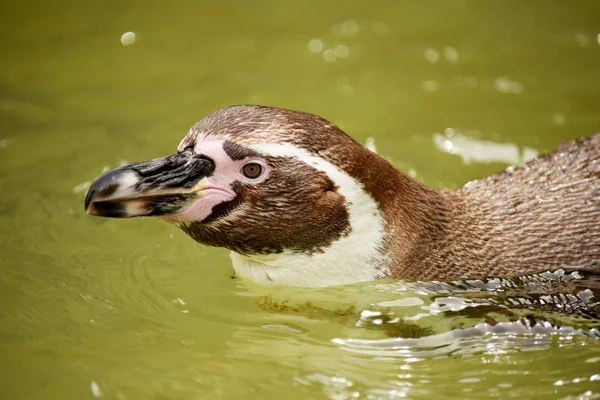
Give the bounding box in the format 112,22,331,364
229,142,390,287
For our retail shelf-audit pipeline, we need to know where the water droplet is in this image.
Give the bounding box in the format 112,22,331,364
308,39,323,53
120,32,136,46
323,49,336,62
334,45,349,58
424,48,439,63
443,46,459,63
372,21,388,36
421,80,439,92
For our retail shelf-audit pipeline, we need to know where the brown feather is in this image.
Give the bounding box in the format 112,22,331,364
181,106,600,281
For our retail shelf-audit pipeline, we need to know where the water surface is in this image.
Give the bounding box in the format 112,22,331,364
1,1,600,398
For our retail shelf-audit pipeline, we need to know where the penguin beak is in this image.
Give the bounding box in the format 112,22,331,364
84,153,215,218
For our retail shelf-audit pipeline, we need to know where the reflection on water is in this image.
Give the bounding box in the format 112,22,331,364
248,269,599,399
239,268,600,399
433,129,539,165
337,269,600,354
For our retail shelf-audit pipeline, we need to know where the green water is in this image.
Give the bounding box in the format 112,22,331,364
2,0,600,398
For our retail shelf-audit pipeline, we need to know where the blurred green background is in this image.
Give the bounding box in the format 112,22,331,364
1,1,600,399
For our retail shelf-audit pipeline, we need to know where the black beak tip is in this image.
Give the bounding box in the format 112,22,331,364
87,201,130,218
84,188,96,213
84,168,128,215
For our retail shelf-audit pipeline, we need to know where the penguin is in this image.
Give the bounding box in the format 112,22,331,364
85,105,600,287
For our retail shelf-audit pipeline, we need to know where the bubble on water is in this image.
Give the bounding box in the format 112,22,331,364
334,45,350,58
308,39,323,53
443,46,459,63
323,49,337,62
424,48,439,63
372,21,388,36
421,80,439,92
120,32,136,46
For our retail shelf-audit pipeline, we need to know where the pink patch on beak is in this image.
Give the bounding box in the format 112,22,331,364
161,140,244,222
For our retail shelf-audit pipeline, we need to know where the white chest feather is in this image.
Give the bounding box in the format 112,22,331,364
229,143,390,287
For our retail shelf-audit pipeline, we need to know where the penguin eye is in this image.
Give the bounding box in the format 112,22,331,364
241,162,264,180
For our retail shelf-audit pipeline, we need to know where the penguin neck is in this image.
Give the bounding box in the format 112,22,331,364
321,145,461,279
